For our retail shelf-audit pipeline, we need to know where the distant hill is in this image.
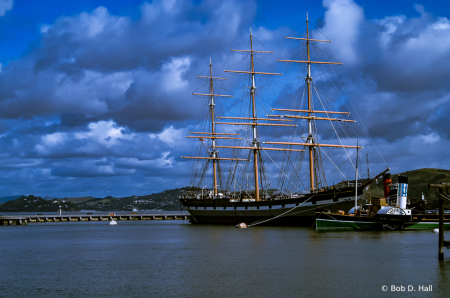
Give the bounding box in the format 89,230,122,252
359,168,450,209
0,195,25,204
62,196,96,204
76,188,188,211
2,169,449,212
0,195,79,212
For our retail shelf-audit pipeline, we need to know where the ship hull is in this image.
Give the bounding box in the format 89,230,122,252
180,188,359,226
316,212,450,231
187,201,350,226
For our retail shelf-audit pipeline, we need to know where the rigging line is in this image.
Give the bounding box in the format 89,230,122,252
197,64,211,77
323,152,355,181
310,23,333,44
192,79,210,94
270,21,307,52
313,84,357,170
280,200,341,217
311,43,343,64
328,65,387,166
284,148,307,191
343,119,385,168
318,146,348,181
220,36,249,71
261,148,301,192
255,71,281,101
226,56,252,73
247,193,319,227
252,36,273,52
280,128,305,191
277,43,308,61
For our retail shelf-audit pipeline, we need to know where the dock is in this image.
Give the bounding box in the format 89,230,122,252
0,213,191,225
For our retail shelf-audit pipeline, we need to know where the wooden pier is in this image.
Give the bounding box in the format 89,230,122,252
0,213,191,226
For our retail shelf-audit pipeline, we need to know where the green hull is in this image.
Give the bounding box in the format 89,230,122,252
404,222,450,230
316,218,382,231
316,218,450,231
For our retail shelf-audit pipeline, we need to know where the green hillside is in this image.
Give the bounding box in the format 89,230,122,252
2,169,449,212
76,188,188,211
0,195,79,212
360,168,450,209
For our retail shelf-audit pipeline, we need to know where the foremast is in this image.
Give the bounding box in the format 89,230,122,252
182,60,247,196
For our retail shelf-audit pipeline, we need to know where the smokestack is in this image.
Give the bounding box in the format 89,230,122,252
397,175,408,209
383,173,392,198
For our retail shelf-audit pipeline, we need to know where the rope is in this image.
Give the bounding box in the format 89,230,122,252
248,193,318,227
314,84,356,171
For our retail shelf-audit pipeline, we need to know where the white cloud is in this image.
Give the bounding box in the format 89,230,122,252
76,120,134,147
117,152,174,169
141,2,159,24
162,57,191,91
321,0,364,65
53,70,133,114
46,6,128,41
150,125,186,147
162,0,177,14
419,133,440,144
377,15,405,48
0,0,13,17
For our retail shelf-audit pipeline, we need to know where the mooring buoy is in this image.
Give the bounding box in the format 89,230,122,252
237,222,247,228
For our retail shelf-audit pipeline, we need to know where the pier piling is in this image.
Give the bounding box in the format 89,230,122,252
429,183,450,260
0,213,190,225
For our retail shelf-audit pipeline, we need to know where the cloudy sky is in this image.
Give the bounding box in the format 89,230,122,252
0,0,449,198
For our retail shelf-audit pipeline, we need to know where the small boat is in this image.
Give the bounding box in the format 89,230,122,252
109,213,117,225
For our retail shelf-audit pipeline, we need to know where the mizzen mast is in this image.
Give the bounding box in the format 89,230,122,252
182,59,243,196
274,13,361,193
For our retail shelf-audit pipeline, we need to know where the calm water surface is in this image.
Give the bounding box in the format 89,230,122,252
1,220,450,297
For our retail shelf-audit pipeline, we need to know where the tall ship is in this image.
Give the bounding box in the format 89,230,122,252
180,16,388,226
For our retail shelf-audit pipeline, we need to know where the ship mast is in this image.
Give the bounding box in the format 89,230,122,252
209,59,218,195
306,13,314,192
250,29,260,201
267,13,362,193
183,61,251,195
221,29,298,201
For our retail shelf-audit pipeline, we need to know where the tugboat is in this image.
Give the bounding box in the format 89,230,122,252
316,174,450,230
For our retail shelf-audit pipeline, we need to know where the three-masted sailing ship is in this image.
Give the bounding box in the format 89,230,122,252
179,16,388,226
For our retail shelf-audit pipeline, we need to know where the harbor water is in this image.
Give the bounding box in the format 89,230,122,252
1,219,450,297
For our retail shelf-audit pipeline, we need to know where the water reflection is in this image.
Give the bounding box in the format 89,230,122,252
1,222,450,297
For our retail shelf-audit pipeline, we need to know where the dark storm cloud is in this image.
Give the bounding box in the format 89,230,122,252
312,0,450,149
0,0,265,197
1,0,449,197
0,0,257,128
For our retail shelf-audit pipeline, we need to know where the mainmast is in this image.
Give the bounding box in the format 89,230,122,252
209,59,218,195
221,29,294,201
250,29,260,201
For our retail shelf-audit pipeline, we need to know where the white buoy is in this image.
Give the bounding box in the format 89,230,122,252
237,222,247,228
433,228,439,233
110,219,118,225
